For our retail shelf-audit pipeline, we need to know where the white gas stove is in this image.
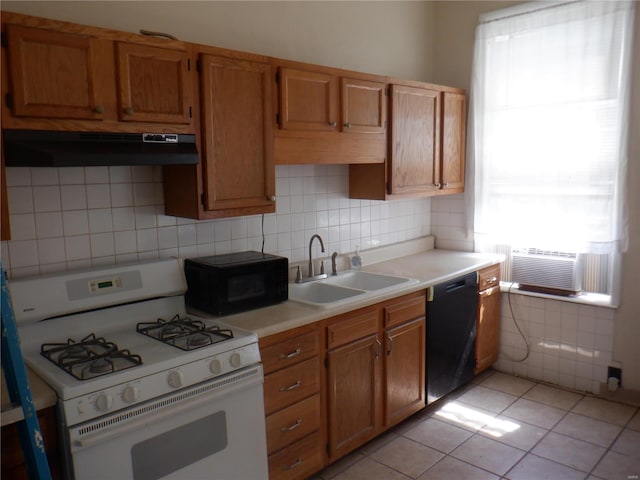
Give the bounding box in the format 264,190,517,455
10,258,268,480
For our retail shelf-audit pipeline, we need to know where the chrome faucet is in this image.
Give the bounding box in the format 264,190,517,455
307,234,326,278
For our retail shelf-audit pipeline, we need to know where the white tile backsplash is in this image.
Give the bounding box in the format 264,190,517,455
2,163,611,394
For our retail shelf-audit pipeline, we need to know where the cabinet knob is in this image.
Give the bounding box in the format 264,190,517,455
124,107,134,115
329,121,337,127
269,195,276,202
344,122,351,128
442,183,449,188
94,105,104,114
434,183,441,188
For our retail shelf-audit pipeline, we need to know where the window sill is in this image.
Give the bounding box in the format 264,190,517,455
499,282,617,309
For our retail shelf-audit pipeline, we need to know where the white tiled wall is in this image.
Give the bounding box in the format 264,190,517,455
1,164,432,278
495,293,616,394
430,194,473,251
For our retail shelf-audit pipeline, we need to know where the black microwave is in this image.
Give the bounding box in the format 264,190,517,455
184,251,288,316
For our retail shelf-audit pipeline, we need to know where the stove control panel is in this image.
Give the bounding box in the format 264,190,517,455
64,343,262,426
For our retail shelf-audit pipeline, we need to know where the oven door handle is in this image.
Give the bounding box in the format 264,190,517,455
72,369,263,451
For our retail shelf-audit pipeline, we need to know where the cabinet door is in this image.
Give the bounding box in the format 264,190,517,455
5,24,104,120
475,285,501,374
384,317,425,426
441,92,466,191
278,67,338,131
116,42,192,124
199,54,274,212
327,334,381,459
341,78,386,134
388,84,440,195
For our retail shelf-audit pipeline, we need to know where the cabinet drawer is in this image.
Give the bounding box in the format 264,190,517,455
266,394,321,454
261,331,319,375
268,431,324,480
327,308,378,349
264,357,320,415
478,264,501,291
384,295,426,329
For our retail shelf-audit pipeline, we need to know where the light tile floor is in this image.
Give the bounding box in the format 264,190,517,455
313,370,640,480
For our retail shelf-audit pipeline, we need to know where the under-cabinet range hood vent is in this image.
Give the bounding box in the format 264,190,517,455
2,130,199,167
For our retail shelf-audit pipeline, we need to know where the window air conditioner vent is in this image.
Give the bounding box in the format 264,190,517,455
511,248,583,295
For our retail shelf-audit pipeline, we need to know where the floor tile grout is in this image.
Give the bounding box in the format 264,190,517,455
315,370,640,480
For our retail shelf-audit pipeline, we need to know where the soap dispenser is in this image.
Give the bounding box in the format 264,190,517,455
351,246,362,270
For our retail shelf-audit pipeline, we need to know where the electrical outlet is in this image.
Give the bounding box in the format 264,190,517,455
607,366,622,386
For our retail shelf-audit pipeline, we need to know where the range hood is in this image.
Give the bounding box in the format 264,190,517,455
2,130,199,167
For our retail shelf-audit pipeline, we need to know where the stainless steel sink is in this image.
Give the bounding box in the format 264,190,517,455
288,282,364,307
288,271,417,308
323,270,412,291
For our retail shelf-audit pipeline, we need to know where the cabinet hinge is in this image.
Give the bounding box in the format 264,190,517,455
5,93,13,109
187,58,191,71
276,112,280,125
275,71,280,84
196,59,202,72
0,32,7,48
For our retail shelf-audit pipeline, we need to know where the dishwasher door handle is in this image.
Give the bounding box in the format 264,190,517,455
445,279,470,293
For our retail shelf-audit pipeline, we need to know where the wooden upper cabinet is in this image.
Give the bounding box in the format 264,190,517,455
441,92,466,192
199,54,274,213
5,24,105,120
341,77,386,134
116,42,192,124
388,84,440,195
278,67,337,131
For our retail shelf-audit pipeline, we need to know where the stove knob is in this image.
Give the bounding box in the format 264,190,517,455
210,358,223,375
230,352,242,368
95,393,113,412
122,385,140,403
168,370,184,389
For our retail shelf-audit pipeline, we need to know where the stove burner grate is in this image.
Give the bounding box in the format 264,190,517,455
136,314,233,351
41,333,142,381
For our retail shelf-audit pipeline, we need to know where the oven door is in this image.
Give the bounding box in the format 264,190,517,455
65,366,268,480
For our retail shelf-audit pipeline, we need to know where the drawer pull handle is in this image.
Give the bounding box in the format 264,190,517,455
280,348,301,360
281,419,303,432
375,337,382,359
280,380,301,392
487,276,498,284
386,333,393,356
283,458,303,471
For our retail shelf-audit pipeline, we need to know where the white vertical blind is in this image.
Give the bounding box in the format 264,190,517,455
470,0,635,255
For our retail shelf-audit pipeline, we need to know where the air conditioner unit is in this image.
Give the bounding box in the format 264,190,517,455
511,248,583,295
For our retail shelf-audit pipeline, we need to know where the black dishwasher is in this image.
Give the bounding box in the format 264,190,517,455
426,271,478,404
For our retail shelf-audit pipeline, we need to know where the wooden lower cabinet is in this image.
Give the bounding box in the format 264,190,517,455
327,334,381,459
260,291,427,479
475,264,502,374
326,291,426,462
260,324,325,480
1,407,61,480
268,431,324,480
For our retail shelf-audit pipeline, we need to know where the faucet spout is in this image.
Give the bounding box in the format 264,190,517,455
308,234,326,278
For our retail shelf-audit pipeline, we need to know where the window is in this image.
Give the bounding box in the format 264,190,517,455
470,1,635,303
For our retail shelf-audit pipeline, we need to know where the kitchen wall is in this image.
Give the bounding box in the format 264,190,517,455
432,1,640,393
1,1,638,393
1,164,430,278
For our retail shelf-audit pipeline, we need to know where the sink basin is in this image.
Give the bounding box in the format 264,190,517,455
288,271,417,308
288,282,364,306
324,271,412,291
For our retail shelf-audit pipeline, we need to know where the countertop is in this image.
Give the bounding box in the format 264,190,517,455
219,242,504,338
0,238,503,425
1,366,58,427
